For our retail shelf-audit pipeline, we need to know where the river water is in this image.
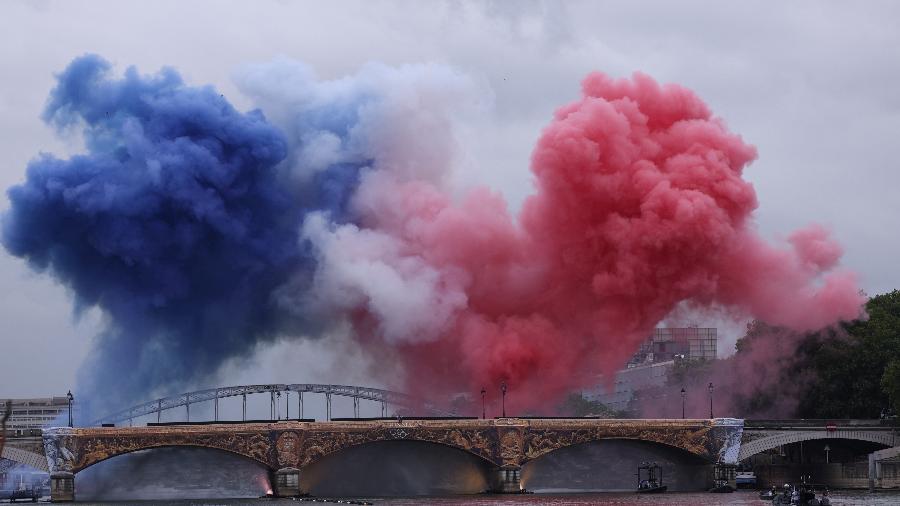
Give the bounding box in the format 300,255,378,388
70,490,900,505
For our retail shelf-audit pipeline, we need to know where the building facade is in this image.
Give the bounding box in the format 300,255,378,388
586,328,717,412
0,397,70,436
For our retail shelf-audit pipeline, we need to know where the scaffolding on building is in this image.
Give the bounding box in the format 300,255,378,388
628,327,717,366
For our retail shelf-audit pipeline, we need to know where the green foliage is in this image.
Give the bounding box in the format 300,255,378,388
558,393,626,418
881,360,900,416
694,290,900,419
796,291,900,418
668,358,712,387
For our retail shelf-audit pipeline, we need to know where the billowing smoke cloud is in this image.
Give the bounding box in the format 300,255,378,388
3,56,864,416
1,55,356,411
303,72,865,409
235,59,489,343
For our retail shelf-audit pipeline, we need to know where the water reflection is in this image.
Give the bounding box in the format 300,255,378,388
73,490,900,505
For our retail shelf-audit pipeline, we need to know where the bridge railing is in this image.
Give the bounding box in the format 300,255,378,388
744,419,892,429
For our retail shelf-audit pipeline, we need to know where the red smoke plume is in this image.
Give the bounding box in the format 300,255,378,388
348,72,863,412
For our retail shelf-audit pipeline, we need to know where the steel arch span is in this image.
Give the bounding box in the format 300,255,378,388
1,446,49,472
91,383,454,426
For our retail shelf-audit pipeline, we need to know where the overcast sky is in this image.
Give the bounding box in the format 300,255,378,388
1,0,898,403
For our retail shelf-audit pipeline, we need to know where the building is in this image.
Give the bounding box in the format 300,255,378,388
585,328,717,412
627,327,717,366
0,396,71,436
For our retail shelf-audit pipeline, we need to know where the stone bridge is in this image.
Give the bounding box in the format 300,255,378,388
738,420,897,462
38,417,743,501
10,418,894,500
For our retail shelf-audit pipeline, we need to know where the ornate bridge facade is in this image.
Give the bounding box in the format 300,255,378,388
41,418,743,501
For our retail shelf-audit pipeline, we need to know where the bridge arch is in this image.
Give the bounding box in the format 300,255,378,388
524,436,711,464
72,441,273,474
301,439,496,496
522,426,721,465
74,446,273,502
521,438,710,492
298,426,499,468
40,426,278,474
1,446,49,472
738,430,896,462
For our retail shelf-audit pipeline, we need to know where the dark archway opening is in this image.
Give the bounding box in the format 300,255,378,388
76,447,270,501
744,438,889,488
522,439,710,492
301,440,493,496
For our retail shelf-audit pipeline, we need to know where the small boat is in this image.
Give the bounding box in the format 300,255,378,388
759,487,777,500
771,481,831,505
0,485,41,503
709,464,735,493
735,470,757,488
635,462,668,493
708,480,734,493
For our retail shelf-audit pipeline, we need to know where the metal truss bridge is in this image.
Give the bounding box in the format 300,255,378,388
90,383,453,426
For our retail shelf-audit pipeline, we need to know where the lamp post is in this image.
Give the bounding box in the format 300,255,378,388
708,382,714,419
500,382,507,418
66,390,74,428
480,387,486,419
824,444,831,464
681,387,686,419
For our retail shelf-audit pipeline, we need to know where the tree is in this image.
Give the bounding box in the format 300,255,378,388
882,360,900,416
797,291,900,418
668,357,712,387
558,393,625,418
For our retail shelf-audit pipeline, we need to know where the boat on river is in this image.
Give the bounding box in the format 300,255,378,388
771,481,831,505
635,462,667,493
759,486,777,500
0,485,41,503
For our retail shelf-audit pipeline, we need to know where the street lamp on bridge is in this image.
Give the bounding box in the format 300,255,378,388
67,390,74,428
708,382,714,419
681,387,686,419
480,387,486,419
500,382,507,418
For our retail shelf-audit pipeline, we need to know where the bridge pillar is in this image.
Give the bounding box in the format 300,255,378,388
869,453,876,492
50,471,75,502
273,467,304,497
490,466,523,493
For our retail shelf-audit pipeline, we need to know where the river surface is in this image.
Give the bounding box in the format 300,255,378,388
66,490,900,505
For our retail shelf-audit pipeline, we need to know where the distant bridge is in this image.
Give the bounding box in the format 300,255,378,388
1,445,47,472
91,383,454,426
739,419,897,461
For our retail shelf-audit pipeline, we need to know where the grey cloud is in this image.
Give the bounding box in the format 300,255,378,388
1,0,897,401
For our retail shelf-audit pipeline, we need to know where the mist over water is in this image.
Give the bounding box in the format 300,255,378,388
76,447,270,501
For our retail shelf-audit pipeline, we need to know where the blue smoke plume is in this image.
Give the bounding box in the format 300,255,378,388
1,55,369,414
